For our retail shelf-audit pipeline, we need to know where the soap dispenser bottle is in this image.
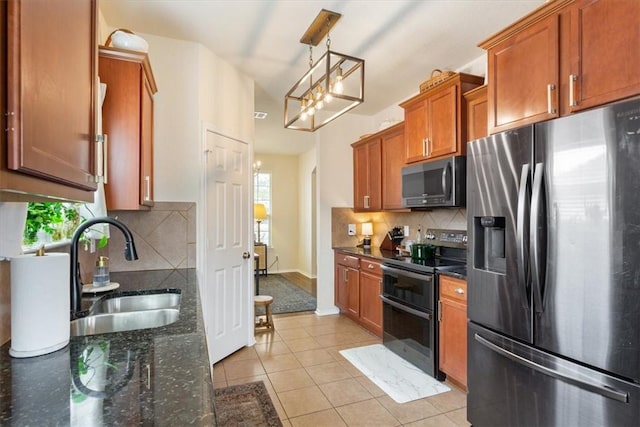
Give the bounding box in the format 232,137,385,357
93,256,110,287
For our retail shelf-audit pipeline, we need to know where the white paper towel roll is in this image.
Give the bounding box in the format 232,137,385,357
10,252,70,358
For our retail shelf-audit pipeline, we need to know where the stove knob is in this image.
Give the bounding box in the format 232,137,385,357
462,235,468,243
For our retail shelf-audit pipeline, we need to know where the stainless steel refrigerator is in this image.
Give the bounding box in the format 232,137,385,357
466,97,640,426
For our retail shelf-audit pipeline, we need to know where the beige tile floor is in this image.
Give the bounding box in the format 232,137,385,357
213,312,470,426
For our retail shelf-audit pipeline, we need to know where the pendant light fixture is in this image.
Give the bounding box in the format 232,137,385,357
284,9,365,132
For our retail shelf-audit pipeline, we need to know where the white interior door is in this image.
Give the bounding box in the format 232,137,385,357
203,129,251,364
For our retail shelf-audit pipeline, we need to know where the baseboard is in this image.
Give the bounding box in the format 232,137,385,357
271,269,316,279
315,306,340,316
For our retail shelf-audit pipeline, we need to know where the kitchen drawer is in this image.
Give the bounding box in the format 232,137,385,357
359,258,382,276
440,275,467,303
335,252,360,269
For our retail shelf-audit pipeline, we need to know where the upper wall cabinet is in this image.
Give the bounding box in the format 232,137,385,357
481,0,640,134
380,123,405,210
400,73,484,164
352,134,382,212
0,0,97,202
352,122,405,212
99,46,157,210
464,85,488,142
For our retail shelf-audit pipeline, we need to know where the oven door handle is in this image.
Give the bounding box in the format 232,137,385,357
381,264,433,283
380,295,433,320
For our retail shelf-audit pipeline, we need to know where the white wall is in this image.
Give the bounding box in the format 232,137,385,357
253,153,299,273
314,114,373,314
142,34,201,201
198,45,255,143
298,147,317,278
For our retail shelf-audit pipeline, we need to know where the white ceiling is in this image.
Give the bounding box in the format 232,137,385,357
100,0,544,154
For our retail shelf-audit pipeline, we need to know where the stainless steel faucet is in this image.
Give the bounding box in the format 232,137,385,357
69,217,138,319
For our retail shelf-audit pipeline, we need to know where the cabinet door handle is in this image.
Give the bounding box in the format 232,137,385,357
364,195,370,209
144,175,151,201
454,287,465,295
344,269,348,283
438,300,442,322
103,135,109,184
547,83,557,114
569,74,578,107
422,138,427,157
145,364,151,390
426,138,431,157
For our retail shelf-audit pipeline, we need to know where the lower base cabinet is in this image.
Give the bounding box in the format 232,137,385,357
438,275,468,389
334,251,382,337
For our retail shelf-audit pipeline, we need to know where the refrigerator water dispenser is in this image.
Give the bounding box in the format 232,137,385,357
474,216,506,274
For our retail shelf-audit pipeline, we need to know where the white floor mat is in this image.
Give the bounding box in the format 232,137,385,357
340,343,450,403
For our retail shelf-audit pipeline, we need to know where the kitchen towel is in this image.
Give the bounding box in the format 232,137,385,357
10,252,70,358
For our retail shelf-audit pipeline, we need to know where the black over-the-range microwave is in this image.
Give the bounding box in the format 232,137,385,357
401,155,466,208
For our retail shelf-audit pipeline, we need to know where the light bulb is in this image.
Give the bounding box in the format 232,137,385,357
301,111,307,121
307,95,315,115
334,67,344,94
325,89,333,103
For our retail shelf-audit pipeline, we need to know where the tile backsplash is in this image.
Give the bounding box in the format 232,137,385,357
107,202,197,272
331,207,467,248
0,201,196,345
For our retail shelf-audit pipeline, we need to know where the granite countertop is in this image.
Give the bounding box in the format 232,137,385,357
334,246,467,279
0,269,215,426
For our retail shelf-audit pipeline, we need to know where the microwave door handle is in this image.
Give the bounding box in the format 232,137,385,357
441,162,452,199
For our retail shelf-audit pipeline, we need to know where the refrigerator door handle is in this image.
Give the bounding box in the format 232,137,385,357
474,333,630,403
530,162,546,313
516,163,531,309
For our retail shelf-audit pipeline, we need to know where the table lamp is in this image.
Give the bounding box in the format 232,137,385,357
254,203,268,243
361,222,373,249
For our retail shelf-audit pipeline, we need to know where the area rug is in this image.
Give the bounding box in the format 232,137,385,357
256,274,316,314
340,344,450,404
214,381,282,427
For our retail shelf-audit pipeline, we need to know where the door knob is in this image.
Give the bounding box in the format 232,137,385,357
242,251,251,259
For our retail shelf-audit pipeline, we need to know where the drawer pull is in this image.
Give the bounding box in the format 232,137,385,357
454,287,465,295
368,264,375,269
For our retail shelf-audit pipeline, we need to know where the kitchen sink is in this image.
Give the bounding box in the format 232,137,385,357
70,308,180,336
91,289,181,314
71,289,182,336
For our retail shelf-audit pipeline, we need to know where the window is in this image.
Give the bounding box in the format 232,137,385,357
254,171,271,245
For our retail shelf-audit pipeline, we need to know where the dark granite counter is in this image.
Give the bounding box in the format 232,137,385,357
0,269,215,426
333,246,467,279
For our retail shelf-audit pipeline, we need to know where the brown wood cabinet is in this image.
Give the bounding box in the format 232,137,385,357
335,252,360,317
352,122,405,212
99,46,157,210
567,0,640,114
0,0,97,202
438,275,467,390
464,85,488,142
334,251,382,337
400,73,483,164
352,136,381,212
482,0,640,134
358,258,382,336
380,123,405,210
